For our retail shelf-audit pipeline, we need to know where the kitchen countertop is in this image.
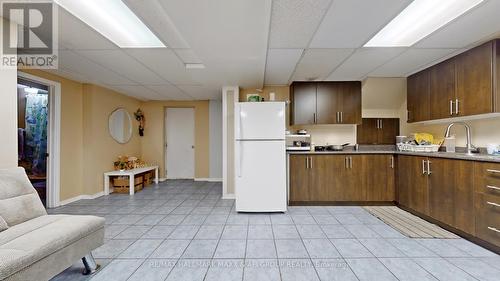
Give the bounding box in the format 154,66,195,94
287,145,500,163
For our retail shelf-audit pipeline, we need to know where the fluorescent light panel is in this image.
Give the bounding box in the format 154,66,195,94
185,63,205,69
54,0,165,48
365,0,484,47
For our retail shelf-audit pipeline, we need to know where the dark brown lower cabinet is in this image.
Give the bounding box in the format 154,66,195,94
428,158,474,233
365,155,395,201
397,155,429,215
289,154,393,203
474,162,500,246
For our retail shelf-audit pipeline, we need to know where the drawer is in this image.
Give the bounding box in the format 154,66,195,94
474,162,500,195
475,193,500,246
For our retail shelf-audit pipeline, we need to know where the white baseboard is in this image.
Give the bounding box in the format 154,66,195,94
195,178,223,182
59,191,105,206
159,177,167,182
223,193,235,199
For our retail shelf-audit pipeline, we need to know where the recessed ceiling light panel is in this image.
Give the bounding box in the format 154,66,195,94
185,63,205,69
54,0,165,48
365,0,484,47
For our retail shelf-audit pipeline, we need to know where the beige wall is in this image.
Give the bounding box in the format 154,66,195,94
82,84,142,195
21,71,142,200
140,100,210,179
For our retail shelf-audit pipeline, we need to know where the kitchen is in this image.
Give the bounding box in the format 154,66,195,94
233,39,500,255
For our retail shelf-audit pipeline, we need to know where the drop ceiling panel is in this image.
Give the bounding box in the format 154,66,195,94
58,8,117,50
291,48,354,81
146,84,191,100
370,48,458,77
174,49,203,64
328,47,406,80
124,0,190,48
125,48,197,85
58,50,134,85
76,50,166,85
310,0,411,48
264,49,303,85
178,85,221,100
107,85,162,101
269,0,332,48
159,0,271,87
46,67,93,84
415,0,500,48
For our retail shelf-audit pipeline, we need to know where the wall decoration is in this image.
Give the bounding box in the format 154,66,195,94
134,108,145,136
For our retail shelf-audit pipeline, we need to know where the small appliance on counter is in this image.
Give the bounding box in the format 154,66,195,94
286,130,311,151
314,143,349,152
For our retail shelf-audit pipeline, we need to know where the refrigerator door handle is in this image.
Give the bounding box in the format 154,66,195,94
236,141,243,177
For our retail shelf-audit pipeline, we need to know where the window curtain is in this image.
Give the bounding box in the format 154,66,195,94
25,93,48,175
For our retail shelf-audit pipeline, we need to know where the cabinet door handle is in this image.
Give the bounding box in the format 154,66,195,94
345,157,348,169
376,119,380,129
379,119,383,129
349,157,353,169
455,99,459,115
336,112,339,123
310,157,313,169
449,100,454,115
340,112,343,123
305,157,309,169
486,201,500,208
488,227,500,233
486,185,500,191
390,156,394,169
422,160,427,175
427,160,432,175
487,169,500,174
313,113,316,124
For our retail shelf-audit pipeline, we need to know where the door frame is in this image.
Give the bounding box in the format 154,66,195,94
164,106,195,179
17,71,61,208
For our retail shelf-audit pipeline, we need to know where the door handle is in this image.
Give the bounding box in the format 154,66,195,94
310,157,313,169
305,157,309,169
390,156,394,169
345,157,348,169
379,119,383,129
427,160,432,175
450,100,454,115
313,113,316,124
336,112,340,123
422,160,427,175
455,99,459,115
340,112,343,123
349,157,353,169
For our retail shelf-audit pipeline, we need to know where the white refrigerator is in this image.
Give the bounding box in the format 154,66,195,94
235,102,287,212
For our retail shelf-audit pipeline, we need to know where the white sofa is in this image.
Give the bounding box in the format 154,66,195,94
0,168,105,281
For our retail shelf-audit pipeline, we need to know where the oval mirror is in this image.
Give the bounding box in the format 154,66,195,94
108,108,133,144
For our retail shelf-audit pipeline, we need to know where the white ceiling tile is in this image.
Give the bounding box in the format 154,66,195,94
328,47,406,80
76,50,166,85
58,8,117,50
415,0,500,48
177,85,221,100
58,50,134,85
264,49,303,85
292,48,354,81
174,49,203,64
126,48,198,85
146,84,192,100
45,67,93,84
269,0,332,48
310,0,411,48
124,0,190,48
106,85,162,101
370,48,458,77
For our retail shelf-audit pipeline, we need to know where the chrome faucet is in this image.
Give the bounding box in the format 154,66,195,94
444,122,478,155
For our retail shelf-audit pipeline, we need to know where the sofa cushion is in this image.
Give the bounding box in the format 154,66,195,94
0,168,47,226
0,215,105,280
0,216,7,232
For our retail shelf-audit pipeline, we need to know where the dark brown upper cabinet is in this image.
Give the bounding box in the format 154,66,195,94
407,39,500,123
290,81,361,125
407,69,431,122
357,118,399,145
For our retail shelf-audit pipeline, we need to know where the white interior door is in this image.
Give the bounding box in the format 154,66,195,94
166,108,195,179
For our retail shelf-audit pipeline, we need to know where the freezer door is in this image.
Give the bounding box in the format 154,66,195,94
236,102,285,140
235,140,287,212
